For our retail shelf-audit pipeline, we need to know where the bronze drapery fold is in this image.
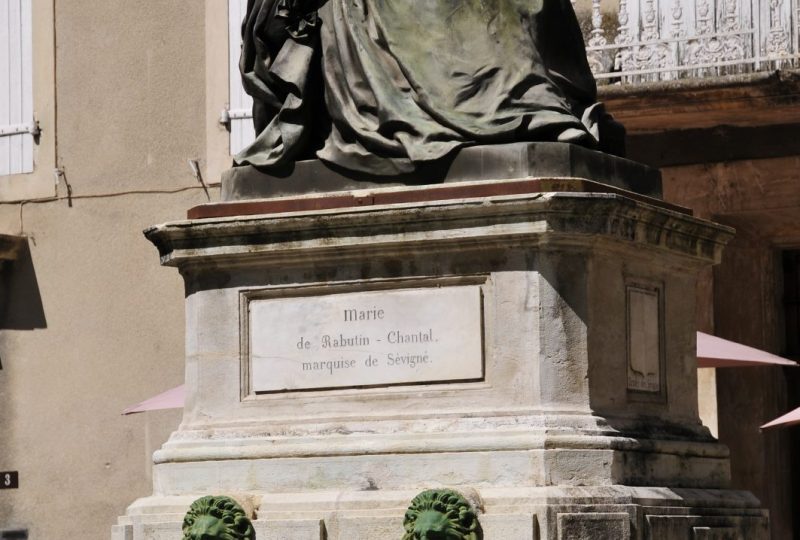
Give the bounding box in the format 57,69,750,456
236,0,622,177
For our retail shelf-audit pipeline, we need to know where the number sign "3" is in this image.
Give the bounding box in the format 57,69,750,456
1,471,19,489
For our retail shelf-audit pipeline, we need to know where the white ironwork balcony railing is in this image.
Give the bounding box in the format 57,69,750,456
574,0,800,84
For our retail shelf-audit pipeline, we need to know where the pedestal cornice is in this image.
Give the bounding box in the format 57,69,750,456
145,189,733,270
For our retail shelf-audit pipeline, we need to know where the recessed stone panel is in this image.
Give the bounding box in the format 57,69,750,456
558,512,631,540
626,284,663,394
247,285,484,392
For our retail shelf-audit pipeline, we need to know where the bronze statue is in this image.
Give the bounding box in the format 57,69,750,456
236,0,622,177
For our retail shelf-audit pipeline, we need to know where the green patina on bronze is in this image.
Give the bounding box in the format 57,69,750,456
237,0,624,178
181,495,256,540
403,489,482,540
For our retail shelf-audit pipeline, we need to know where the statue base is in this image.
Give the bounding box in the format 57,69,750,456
114,177,768,539
222,142,662,201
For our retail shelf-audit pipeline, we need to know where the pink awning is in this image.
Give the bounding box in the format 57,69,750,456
761,406,800,429
696,332,797,368
122,384,185,415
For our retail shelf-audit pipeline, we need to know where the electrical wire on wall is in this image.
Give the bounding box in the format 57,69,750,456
2,162,221,236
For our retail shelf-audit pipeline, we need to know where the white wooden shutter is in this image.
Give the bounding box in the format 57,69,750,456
228,0,255,155
0,0,34,175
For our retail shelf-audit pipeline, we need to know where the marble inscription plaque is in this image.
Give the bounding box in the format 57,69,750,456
249,285,484,392
626,285,661,393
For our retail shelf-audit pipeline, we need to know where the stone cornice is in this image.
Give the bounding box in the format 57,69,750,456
145,192,733,270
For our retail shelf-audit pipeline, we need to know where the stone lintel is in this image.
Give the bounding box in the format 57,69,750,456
628,122,800,169
601,68,800,133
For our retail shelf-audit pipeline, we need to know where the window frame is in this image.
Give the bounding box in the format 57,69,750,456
0,0,56,202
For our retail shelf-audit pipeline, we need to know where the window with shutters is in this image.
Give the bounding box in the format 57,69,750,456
0,0,35,176
226,0,255,156
0,0,55,202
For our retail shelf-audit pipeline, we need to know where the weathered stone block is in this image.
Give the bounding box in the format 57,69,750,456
692,527,738,540
254,519,324,540
481,514,538,539
557,513,631,540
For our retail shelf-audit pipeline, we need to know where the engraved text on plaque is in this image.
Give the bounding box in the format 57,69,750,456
248,285,484,392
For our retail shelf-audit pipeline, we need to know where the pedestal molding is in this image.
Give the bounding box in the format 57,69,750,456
145,192,733,269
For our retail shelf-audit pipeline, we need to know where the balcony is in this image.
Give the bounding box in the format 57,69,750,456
575,0,799,83
573,0,800,165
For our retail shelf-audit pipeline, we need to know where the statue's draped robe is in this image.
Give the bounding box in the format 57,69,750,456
237,0,606,175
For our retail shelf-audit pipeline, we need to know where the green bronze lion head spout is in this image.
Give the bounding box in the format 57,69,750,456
403,489,482,540
182,495,255,540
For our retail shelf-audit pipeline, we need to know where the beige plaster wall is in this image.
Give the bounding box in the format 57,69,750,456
53,0,208,193
0,195,197,539
0,1,227,538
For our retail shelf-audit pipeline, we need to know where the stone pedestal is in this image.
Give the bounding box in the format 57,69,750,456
114,176,768,539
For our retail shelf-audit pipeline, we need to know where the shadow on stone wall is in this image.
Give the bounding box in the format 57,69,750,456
1,238,46,331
